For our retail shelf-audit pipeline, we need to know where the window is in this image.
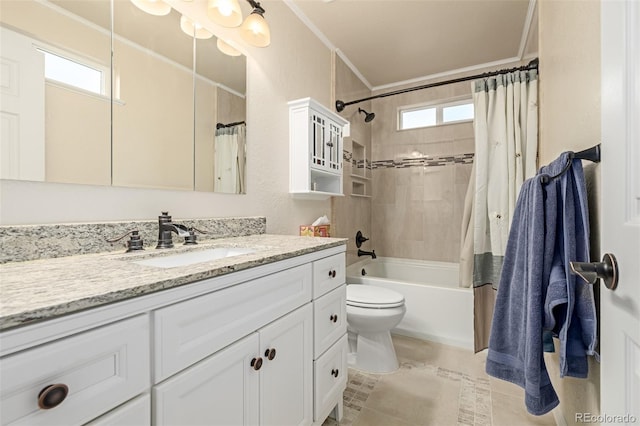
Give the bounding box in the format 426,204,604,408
38,49,105,95
398,99,474,130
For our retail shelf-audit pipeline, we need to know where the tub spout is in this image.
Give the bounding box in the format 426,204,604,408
358,249,377,259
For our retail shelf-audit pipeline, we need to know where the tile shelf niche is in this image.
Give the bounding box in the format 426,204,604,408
350,141,371,197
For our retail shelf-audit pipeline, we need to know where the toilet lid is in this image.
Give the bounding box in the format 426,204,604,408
346,284,405,308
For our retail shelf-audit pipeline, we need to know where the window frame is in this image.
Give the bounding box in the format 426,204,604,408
35,43,110,98
398,96,474,131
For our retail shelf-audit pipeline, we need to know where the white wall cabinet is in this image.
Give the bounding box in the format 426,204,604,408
0,246,347,426
289,98,349,200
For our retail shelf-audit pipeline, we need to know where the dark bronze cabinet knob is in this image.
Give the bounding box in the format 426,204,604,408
37,384,69,409
264,348,276,360
330,314,338,323
251,357,263,371
331,369,339,378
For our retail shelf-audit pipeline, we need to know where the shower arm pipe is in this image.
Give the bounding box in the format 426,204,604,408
335,58,539,112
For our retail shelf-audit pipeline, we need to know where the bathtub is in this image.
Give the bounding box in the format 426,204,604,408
346,257,473,349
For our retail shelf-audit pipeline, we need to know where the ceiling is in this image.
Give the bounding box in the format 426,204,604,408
288,0,538,90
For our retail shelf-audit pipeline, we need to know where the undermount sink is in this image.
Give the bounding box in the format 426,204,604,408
132,247,256,268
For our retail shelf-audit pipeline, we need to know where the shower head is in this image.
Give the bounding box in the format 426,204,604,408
358,108,375,123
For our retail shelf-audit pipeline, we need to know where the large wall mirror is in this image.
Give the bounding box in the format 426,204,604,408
0,0,247,194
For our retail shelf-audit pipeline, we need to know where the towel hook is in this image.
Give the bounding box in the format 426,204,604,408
569,253,619,290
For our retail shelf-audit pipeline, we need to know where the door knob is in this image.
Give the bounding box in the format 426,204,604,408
569,253,619,290
264,348,276,361
251,357,263,371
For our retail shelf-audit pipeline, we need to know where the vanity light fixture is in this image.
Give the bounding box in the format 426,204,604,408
240,1,270,47
208,0,271,47
207,0,243,27
180,15,213,39
217,38,242,56
130,0,171,16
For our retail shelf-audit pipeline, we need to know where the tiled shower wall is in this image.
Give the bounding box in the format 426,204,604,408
332,55,373,266
370,76,477,263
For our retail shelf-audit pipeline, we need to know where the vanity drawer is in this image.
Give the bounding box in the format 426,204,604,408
313,253,345,298
313,333,348,421
313,284,347,358
0,315,149,426
154,263,312,382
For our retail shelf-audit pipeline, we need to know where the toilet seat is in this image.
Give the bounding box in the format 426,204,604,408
346,284,405,308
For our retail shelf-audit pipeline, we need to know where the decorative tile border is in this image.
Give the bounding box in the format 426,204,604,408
343,150,474,170
372,152,474,169
0,216,267,264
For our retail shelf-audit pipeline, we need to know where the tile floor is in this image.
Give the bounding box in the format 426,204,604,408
323,334,557,426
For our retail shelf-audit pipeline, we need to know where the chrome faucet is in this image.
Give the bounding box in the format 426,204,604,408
156,211,190,249
357,249,377,259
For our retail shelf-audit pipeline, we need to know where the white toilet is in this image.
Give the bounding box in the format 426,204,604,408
346,284,406,373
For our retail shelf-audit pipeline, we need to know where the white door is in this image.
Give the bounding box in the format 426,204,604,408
259,304,313,426
0,27,45,181
153,333,259,426
601,0,640,423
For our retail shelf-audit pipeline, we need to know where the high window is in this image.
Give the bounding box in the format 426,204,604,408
398,98,474,130
39,48,106,95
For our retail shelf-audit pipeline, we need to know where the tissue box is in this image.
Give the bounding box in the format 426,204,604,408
299,225,330,237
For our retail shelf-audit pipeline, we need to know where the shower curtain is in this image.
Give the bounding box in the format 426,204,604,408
214,123,246,193
460,68,538,352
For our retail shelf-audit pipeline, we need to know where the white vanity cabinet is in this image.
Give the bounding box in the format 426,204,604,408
154,304,313,426
0,245,347,426
289,98,349,200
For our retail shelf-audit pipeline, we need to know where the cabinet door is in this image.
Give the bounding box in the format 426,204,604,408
325,119,342,173
153,334,259,426
0,315,149,426
310,111,328,172
259,304,313,426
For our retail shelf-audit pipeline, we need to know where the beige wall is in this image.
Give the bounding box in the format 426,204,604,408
539,0,601,424
332,55,373,265
0,1,335,235
194,78,217,193
45,84,111,186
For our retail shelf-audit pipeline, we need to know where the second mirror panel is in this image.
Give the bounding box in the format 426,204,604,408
194,37,246,193
112,3,194,191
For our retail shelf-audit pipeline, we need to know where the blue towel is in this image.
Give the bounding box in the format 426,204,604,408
485,152,598,415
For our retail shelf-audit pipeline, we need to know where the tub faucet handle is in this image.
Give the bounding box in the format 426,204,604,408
355,230,369,248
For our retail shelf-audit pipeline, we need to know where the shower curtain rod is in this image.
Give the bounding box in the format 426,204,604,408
216,120,245,129
335,58,539,113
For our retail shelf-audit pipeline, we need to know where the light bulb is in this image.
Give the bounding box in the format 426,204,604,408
130,0,171,16
207,0,242,27
240,11,270,47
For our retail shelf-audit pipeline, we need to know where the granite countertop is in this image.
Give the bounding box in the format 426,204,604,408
0,234,347,331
